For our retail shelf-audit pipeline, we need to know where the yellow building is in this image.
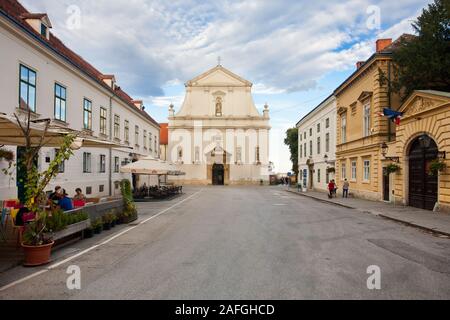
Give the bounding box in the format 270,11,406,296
334,38,402,202
334,37,450,213
387,90,450,212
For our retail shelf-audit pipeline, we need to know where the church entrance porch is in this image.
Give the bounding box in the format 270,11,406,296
212,163,225,185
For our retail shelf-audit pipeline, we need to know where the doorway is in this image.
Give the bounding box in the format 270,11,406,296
408,135,438,210
212,163,224,185
383,167,390,201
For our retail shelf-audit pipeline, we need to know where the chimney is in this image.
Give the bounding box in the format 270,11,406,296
132,100,144,110
356,61,365,69
376,38,392,52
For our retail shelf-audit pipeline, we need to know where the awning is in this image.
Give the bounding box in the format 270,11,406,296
0,113,131,149
120,156,185,175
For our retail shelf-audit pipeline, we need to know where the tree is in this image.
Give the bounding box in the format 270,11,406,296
284,127,299,178
391,0,450,99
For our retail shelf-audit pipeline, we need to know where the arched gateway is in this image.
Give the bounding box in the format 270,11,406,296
408,134,438,210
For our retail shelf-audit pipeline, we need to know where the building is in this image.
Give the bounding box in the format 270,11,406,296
167,64,271,185
159,123,168,161
386,90,450,212
297,95,337,192
0,0,160,199
334,38,404,201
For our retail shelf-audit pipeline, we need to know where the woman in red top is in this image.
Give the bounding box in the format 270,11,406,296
328,180,335,198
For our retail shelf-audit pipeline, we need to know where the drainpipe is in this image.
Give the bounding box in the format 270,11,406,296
387,61,392,142
108,93,114,197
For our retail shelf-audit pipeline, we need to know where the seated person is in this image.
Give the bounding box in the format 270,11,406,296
58,189,73,211
48,186,62,206
73,188,86,201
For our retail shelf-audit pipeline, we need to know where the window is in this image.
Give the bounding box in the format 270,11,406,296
317,137,321,155
304,132,306,139
255,146,260,163
325,133,330,153
309,141,312,156
114,156,120,173
83,152,91,173
317,169,321,183
149,133,153,152
100,107,107,135
236,146,242,163
317,123,320,133
114,115,120,139
309,128,312,136
299,133,302,142
99,154,106,173
19,64,36,112
135,125,139,146
99,185,104,193
115,182,120,190
341,114,347,143
304,143,306,157
155,137,157,154
363,103,371,137
351,160,357,180
83,99,92,130
143,130,147,149
54,83,66,121
326,118,330,128
341,163,346,180
40,24,47,37
124,120,129,142
55,149,64,173
86,186,92,195
299,145,302,159
363,160,370,181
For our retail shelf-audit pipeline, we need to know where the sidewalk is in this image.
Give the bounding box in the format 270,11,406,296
285,187,450,237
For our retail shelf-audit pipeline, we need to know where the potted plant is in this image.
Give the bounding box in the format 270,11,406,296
84,227,94,238
429,159,446,176
22,213,54,266
102,213,112,230
110,213,117,228
92,218,103,234
386,163,401,175
119,179,138,223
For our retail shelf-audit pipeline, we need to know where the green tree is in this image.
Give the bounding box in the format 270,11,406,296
391,0,450,99
284,127,299,178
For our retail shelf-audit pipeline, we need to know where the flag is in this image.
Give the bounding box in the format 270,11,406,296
378,108,403,125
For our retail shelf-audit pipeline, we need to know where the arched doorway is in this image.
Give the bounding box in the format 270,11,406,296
212,163,225,185
408,134,438,210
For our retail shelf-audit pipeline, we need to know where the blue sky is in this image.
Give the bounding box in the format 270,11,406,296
22,0,430,172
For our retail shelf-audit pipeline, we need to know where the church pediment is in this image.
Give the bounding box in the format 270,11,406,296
400,90,450,118
186,65,252,87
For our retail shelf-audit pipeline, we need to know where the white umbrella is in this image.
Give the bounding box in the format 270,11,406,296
120,156,185,176
0,113,131,149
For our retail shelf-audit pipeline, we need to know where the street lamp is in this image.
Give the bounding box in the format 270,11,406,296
418,134,431,149
380,142,399,163
438,151,446,160
324,154,328,164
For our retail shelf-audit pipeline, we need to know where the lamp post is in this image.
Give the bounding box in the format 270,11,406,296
380,142,399,163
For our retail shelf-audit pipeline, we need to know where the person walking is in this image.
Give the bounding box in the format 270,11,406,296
343,179,350,198
328,180,335,198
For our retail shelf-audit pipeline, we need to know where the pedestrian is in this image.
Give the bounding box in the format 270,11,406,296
343,179,350,198
328,179,335,198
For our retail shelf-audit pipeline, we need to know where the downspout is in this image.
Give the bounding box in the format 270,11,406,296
387,60,392,142
108,93,114,197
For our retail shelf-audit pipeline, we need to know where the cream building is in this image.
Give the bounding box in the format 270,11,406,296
168,65,271,185
0,1,160,200
297,95,337,192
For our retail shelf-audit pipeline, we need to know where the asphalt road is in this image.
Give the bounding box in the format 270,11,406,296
1,186,450,299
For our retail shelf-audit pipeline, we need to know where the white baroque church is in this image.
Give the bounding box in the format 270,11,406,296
168,64,271,185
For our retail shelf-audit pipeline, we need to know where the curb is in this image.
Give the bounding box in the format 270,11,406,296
378,214,450,237
285,188,450,238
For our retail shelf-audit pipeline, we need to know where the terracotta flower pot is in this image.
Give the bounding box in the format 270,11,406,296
21,241,54,267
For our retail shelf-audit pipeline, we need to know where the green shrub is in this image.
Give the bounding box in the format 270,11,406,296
120,179,137,219
45,209,68,233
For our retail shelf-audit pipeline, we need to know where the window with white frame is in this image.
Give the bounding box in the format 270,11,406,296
19,64,36,112
317,123,320,133
325,133,330,153
363,160,370,181
114,156,120,173
143,130,147,149
149,133,153,152
341,162,346,180
99,154,106,173
363,102,371,137
351,160,357,180
124,120,129,142
341,114,347,143
325,118,330,128
83,99,92,130
83,152,91,173
304,143,306,157
54,83,66,122
114,115,120,139
317,137,321,154
317,169,321,183
135,125,139,146
55,149,64,173
100,107,107,135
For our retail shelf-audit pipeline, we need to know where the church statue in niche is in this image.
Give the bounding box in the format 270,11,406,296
215,97,222,116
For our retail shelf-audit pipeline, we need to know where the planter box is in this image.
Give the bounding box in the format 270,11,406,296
49,219,90,241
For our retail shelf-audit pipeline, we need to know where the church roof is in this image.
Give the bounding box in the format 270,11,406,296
185,65,253,87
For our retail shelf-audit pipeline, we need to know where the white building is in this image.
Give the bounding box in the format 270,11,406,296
0,1,160,200
168,64,271,185
297,95,337,192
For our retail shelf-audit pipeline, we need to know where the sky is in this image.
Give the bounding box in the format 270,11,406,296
22,0,430,173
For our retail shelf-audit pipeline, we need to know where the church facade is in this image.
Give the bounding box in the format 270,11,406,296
167,65,271,185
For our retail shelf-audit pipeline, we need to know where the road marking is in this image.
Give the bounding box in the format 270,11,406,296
0,189,203,292
273,203,287,206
